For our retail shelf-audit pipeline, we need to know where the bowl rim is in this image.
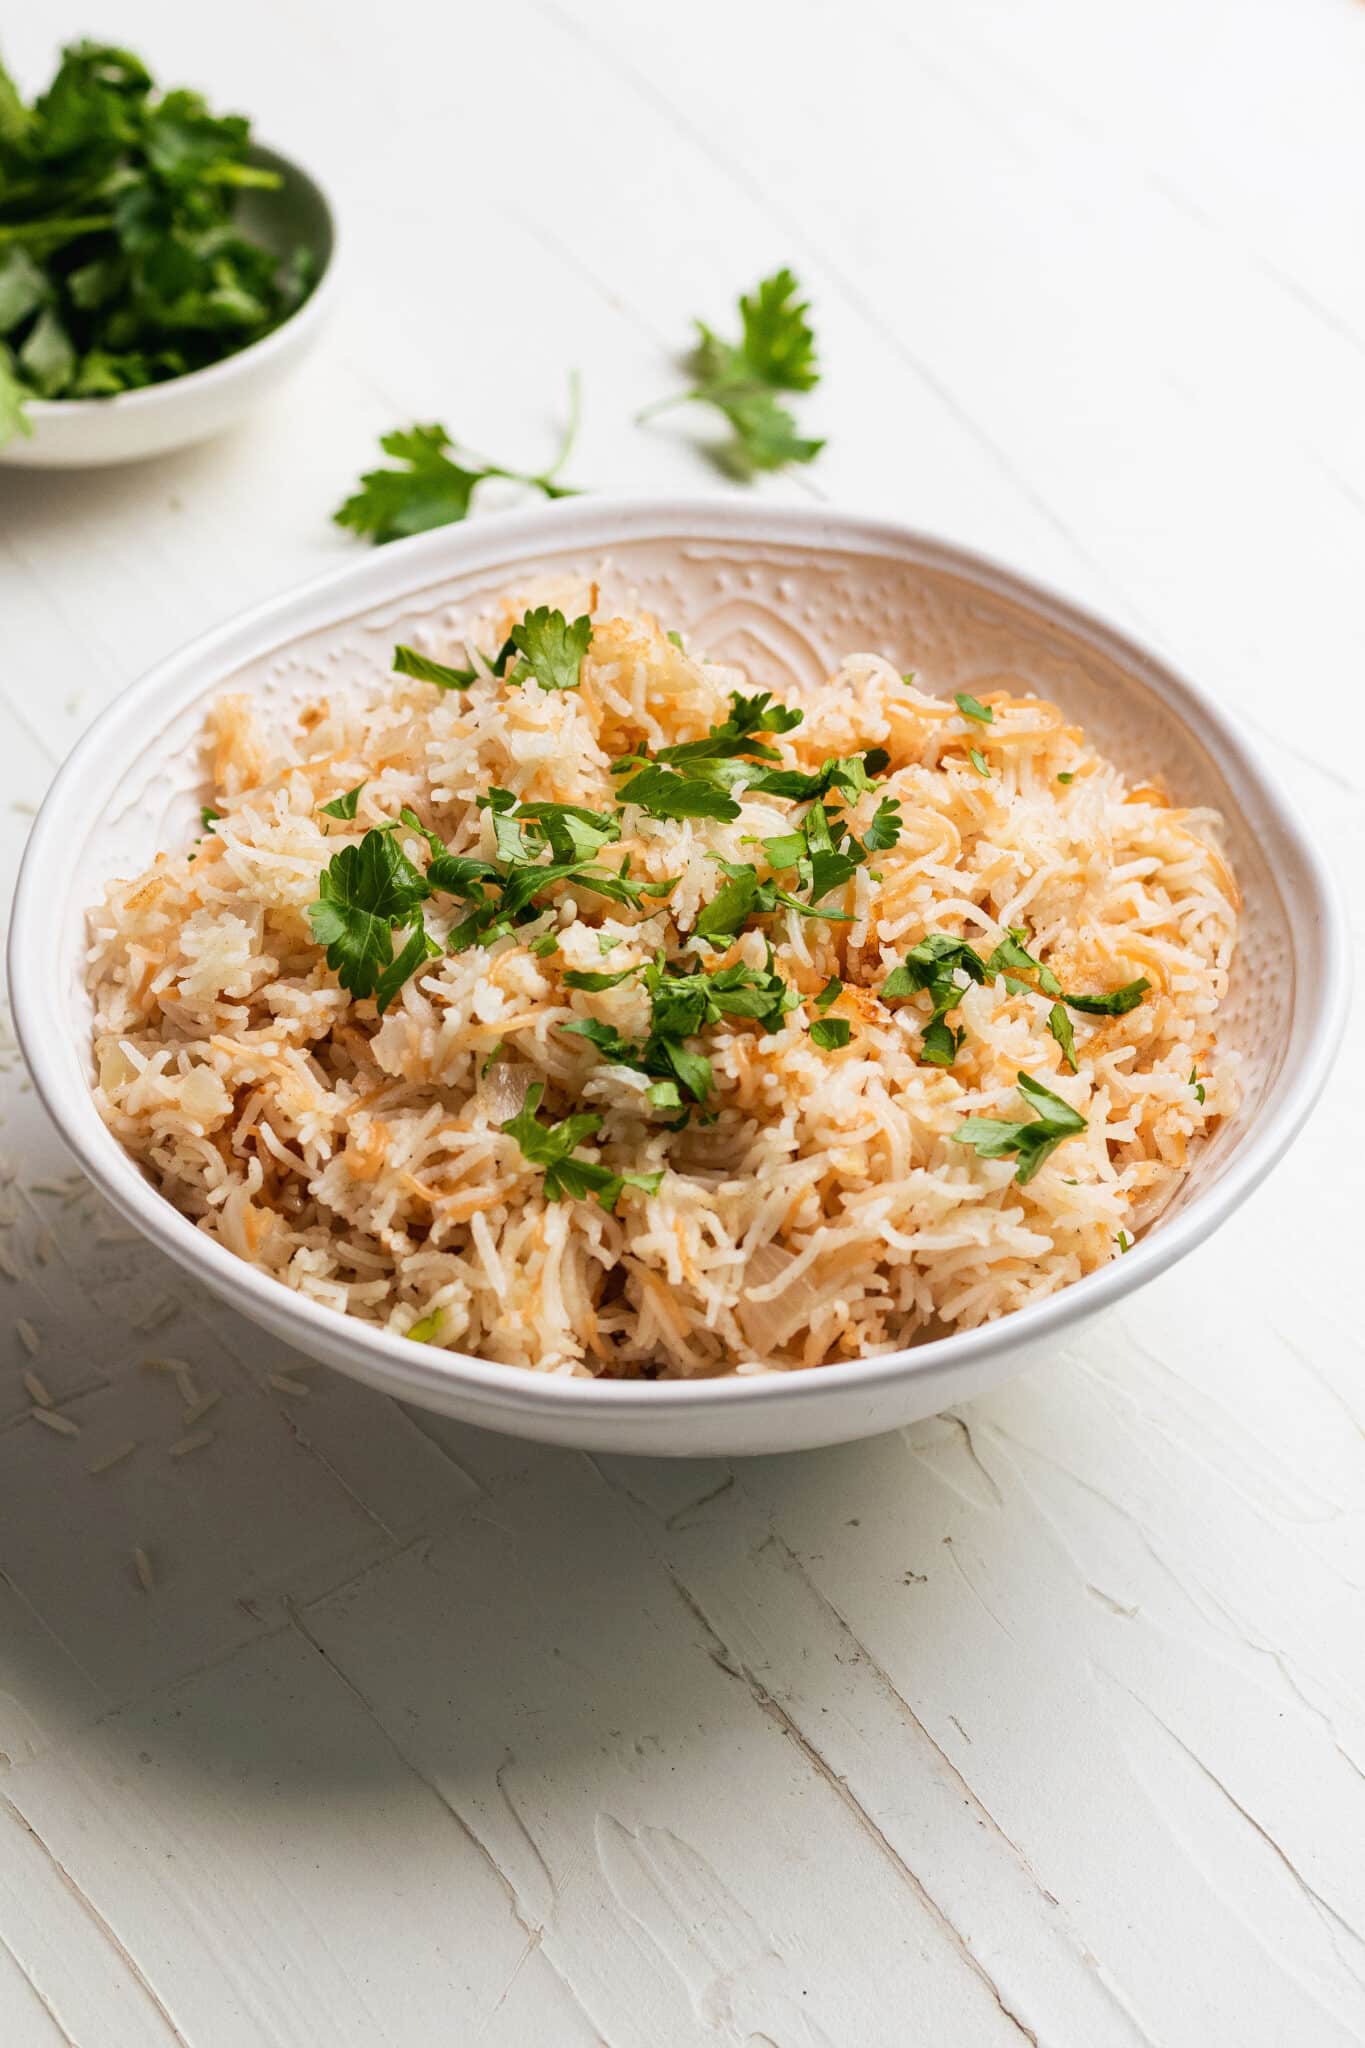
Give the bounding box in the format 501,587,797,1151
12,141,339,427
9,496,1350,1419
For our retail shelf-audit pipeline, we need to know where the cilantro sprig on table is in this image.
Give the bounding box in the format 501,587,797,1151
640,267,824,477
0,42,317,442
334,378,580,545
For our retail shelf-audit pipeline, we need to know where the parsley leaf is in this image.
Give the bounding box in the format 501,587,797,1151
320,782,365,821
954,1071,1087,1185
500,1082,661,1211
1047,1001,1077,1072
810,1017,850,1050
987,928,1062,997
563,966,639,991
199,805,221,832
968,749,990,777
334,378,579,544
618,763,741,822
955,692,994,725
863,796,903,852
814,977,843,1012
392,644,476,691
643,267,824,477
882,933,990,1069
1191,1067,1205,1106
307,829,433,1010
1057,771,1075,785
508,606,593,693
1062,979,1151,1016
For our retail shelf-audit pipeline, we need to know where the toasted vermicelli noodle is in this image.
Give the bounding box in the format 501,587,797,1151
87,581,1239,1378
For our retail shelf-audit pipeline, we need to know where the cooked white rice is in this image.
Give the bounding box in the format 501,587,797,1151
87,579,1239,1379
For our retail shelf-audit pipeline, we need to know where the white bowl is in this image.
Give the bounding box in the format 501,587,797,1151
9,500,1348,1455
0,145,337,470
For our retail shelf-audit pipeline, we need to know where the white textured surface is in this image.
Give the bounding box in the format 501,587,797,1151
0,0,1362,2040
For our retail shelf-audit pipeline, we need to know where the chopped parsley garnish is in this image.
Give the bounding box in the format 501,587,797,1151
199,806,222,832
1047,1002,1078,1072
642,267,824,477
954,692,994,725
507,607,593,693
863,796,903,852
481,1042,504,1077
1057,771,1075,785
500,1082,662,1211
954,1072,1087,1185
1062,979,1151,1016
307,828,436,1011
392,645,476,691
1117,1230,1133,1254
968,749,990,778
882,934,989,1068
334,381,579,544
814,977,843,1012
527,933,558,958
810,1017,850,1050
562,954,798,1106
320,782,365,821
406,1309,444,1344
1191,1068,1205,1105
618,763,742,822
563,966,638,990
987,928,1063,998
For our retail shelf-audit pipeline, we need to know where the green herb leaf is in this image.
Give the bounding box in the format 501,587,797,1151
508,606,593,693
563,966,639,990
1062,978,1151,1016
619,762,741,822
307,828,432,1007
954,1071,1087,1185
320,781,365,821
527,933,559,958
406,1308,444,1344
986,928,1063,999
810,1016,850,1050
968,749,990,778
500,1081,661,1211
1191,1067,1205,1106
1117,1230,1133,1254
199,804,222,832
335,387,578,544
814,977,843,1012
863,796,903,852
646,267,823,477
1057,771,1075,785
954,692,993,725
481,1042,504,1078
1047,1001,1077,1072
392,644,476,690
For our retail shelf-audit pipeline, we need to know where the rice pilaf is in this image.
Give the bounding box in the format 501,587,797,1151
87,580,1239,1377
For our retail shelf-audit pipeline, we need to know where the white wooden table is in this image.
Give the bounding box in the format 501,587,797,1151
2,4,1363,2041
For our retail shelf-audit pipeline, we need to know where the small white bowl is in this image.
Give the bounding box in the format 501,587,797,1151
0,145,337,470
9,500,1348,1455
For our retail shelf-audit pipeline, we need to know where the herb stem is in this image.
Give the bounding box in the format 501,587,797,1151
0,214,114,246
